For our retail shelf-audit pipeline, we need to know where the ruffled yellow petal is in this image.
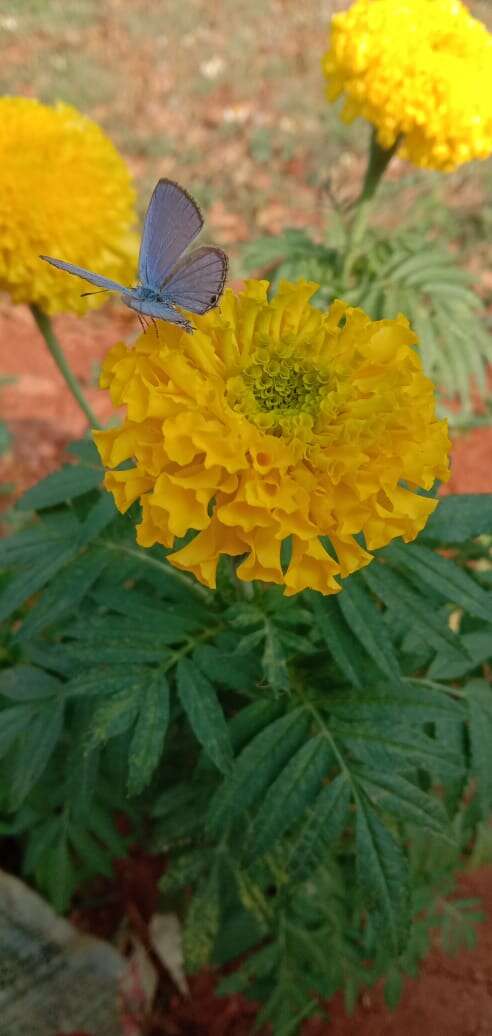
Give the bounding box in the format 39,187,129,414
0,97,138,313
323,0,492,172
95,279,450,595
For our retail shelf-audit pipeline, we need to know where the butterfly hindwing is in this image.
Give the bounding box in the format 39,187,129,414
138,179,203,290
162,246,228,315
39,256,126,294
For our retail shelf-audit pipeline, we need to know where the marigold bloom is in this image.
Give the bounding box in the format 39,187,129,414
323,0,492,171
0,97,138,313
94,280,450,596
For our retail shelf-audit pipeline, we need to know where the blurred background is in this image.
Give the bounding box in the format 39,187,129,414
1,0,491,499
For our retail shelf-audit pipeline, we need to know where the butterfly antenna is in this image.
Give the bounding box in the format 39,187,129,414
80,289,110,297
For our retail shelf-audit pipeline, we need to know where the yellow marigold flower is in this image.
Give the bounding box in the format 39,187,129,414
0,97,138,314
94,280,450,596
323,0,492,172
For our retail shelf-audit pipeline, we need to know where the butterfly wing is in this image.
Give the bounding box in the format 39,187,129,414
126,292,193,332
40,255,126,294
138,179,203,289
162,246,228,315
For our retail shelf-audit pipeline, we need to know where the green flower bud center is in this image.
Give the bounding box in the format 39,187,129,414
244,352,326,415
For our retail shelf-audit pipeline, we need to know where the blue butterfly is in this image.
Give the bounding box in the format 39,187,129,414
40,178,228,333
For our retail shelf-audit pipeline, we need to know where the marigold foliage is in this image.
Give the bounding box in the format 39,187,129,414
323,0,492,172
94,280,450,595
0,97,138,314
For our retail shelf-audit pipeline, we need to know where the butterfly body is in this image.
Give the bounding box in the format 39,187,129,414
40,179,228,332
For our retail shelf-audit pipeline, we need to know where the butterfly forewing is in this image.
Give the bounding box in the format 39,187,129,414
162,246,228,315
39,256,126,294
138,179,203,290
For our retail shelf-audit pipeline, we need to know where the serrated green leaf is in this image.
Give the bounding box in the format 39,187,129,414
363,562,465,659
9,702,64,809
465,679,492,816
177,658,232,774
87,688,138,748
228,698,284,753
17,462,103,510
286,774,351,880
386,542,492,621
65,665,148,699
0,665,60,702
183,869,220,972
207,708,309,834
356,796,409,953
428,629,492,679
335,723,464,779
354,766,451,838
326,684,466,723
194,643,259,692
127,674,170,795
419,494,492,544
79,492,117,544
309,593,365,689
245,735,335,859
0,530,79,617
159,848,210,894
337,576,403,684
262,619,289,691
16,549,107,640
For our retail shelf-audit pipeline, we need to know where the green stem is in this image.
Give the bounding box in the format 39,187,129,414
30,303,102,430
342,130,401,284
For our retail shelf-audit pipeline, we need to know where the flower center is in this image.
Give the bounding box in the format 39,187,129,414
244,352,325,416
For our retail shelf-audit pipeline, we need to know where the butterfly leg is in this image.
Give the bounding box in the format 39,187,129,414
151,317,159,338
136,312,148,335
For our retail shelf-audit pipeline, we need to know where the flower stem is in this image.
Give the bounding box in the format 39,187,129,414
30,303,102,430
342,130,400,284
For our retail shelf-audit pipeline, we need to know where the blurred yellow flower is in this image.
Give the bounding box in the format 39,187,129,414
0,97,138,314
323,0,492,171
94,280,450,596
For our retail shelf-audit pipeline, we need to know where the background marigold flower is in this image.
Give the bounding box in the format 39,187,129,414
94,280,450,596
323,0,492,172
0,97,138,314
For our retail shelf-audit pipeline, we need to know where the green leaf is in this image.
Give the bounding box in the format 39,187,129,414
419,494,492,544
16,549,107,640
286,774,351,880
386,542,492,622
127,674,170,795
309,593,366,689
183,869,220,972
17,462,103,510
262,618,289,691
356,796,409,953
428,629,492,680
245,735,335,859
363,562,465,659
326,684,466,724
0,665,60,702
65,665,149,699
87,688,139,748
9,702,64,809
207,708,310,834
194,643,260,692
465,679,492,817
337,576,403,684
0,518,81,622
177,658,233,774
354,766,451,839
79,492,117,545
